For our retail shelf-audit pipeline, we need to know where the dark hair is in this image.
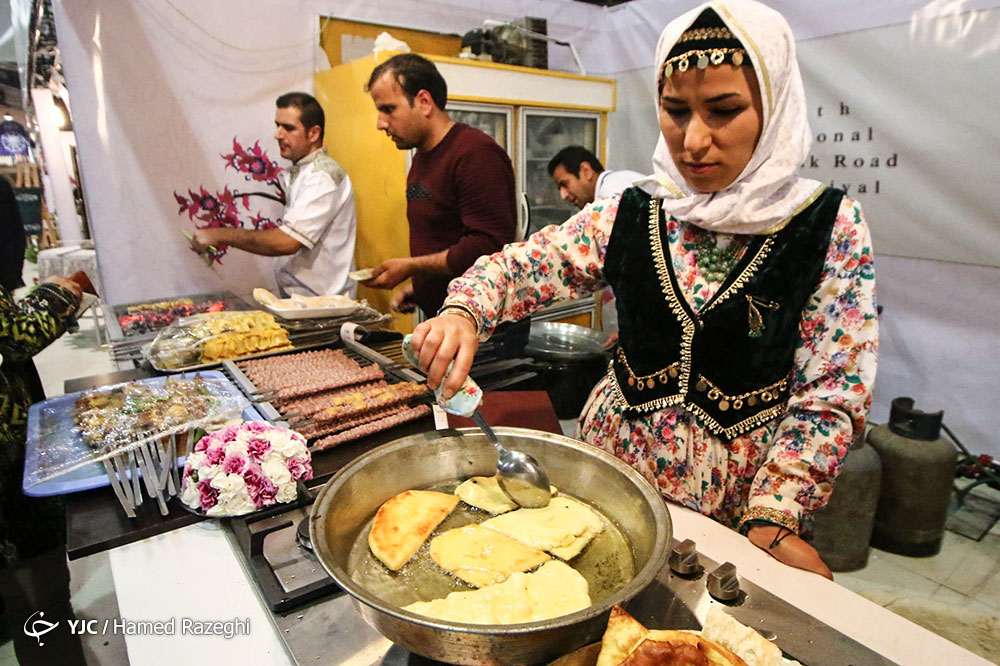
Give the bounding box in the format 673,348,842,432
365,54,448,111
275,91,325,141
547,146,605,177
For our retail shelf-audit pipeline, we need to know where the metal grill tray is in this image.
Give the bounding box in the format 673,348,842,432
222,342,425,432
104,290,251,342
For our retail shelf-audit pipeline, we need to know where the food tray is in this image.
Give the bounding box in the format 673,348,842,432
261,302,367,320
23,371,253,497
145,337,341,373
223,342,429,442
104,291,251,342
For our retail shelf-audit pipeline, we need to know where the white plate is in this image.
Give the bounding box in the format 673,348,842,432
261,302,365,320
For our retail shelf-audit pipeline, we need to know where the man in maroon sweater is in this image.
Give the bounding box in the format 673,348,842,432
364,54,517,316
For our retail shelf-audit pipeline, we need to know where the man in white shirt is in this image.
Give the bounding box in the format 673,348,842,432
190,92,356,296
547,145,643,209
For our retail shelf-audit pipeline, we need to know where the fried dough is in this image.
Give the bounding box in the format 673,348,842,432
429,523,551,588
403,560,591,624
368,490,459,571
481,496,604,560
597,606,749,666
701,606,783,666
454,475,558,514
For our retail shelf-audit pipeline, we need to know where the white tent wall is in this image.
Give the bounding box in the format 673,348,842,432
52,0,1000,458
51,0,315,304
874,256,1000,459
30,88,85,241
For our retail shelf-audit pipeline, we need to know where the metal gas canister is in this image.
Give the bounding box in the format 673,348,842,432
867,397,957,556
811,431,882,571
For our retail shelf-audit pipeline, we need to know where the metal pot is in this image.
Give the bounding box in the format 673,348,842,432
524,322,611,420
310,427,671,665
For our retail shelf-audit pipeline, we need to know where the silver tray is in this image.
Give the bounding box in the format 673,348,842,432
525,322,609,362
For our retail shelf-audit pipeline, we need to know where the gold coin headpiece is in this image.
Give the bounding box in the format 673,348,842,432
659,16,748,81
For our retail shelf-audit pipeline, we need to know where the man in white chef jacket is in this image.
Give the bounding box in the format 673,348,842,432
547,146,643,210
548,146,644,345
189,92,357,297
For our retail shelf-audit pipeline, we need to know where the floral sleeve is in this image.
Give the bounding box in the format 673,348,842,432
741,197,878,533
444,196,621,336
0,283,79,362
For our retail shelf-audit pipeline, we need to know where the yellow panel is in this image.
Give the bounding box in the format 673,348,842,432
315,56,413,333
319,18,461,67
553,312,594,329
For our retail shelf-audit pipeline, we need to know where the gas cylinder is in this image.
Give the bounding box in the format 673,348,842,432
811,431,882,571
867,397,957,556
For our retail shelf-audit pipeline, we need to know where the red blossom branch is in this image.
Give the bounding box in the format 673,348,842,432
176,136,286,264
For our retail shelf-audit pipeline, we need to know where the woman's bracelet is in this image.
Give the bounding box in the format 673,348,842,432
742,519,795,549
437,304,481,333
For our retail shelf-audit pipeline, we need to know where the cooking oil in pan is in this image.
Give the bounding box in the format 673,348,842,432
346,484,635,610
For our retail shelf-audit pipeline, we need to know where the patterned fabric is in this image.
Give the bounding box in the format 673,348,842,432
1,282,79,566
444,192,877,533
286,146,346,189
605,187,842,438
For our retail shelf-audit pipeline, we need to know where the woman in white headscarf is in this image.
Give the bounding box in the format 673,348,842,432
411,0,877,578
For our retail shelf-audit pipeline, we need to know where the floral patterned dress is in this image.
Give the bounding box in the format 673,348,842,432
445,191,878,534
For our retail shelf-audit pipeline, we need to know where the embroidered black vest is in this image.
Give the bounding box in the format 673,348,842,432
604,186,843,441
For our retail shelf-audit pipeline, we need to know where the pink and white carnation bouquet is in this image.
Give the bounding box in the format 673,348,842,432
180,420,312,517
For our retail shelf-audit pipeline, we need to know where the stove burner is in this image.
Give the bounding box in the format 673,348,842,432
296,517,313,552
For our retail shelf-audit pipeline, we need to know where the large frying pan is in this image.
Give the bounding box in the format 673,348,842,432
310,427,672,665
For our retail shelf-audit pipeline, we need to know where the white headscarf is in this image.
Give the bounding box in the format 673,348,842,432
641,0,824,235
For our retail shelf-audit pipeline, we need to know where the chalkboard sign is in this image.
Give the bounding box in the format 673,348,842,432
15,187,42,235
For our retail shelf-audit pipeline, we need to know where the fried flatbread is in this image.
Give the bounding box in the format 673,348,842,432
596,606,651,666
252,287,281,307
429,523,551,588
481,496,604,560
455,475,559,514
701,606,783,666
403,560,591,624
368,490,459,571
596,606,749,666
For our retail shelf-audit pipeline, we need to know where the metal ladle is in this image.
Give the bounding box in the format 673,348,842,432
471,410,551,508
398,333,551,507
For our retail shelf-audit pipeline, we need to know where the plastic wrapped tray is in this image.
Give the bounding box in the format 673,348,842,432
23,371,250,498
144,310,293,372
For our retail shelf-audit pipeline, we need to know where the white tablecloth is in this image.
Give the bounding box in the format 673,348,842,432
36,244,102,295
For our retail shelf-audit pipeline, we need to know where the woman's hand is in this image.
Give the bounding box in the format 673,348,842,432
746,524,833,579
411,313,479,398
